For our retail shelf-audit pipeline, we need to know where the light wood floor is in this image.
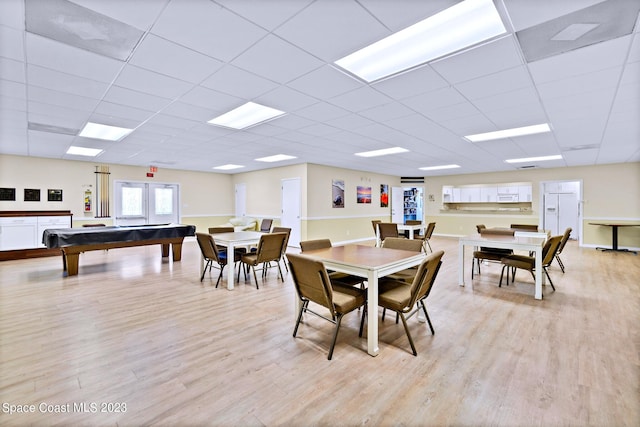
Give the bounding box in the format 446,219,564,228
0,236,638,426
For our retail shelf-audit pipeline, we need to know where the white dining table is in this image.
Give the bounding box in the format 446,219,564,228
458,233,547,299
205,231,262,290
301,244,426,356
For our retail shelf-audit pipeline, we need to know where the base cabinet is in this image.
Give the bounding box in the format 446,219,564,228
0,211,72,252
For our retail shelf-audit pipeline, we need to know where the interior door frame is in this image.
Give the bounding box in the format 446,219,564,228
539,179,583,245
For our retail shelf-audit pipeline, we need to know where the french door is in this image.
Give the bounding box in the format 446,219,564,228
114,181,180,226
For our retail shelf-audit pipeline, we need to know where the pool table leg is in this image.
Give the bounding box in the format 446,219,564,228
161,243,170,257
172,242,183,261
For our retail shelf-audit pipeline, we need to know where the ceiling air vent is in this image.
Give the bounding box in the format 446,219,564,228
28,122,79,136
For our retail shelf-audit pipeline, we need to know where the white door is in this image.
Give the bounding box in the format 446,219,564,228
391,186,404,223
558,193,578,235
235,183,246,217
148,183,180,224
114,181,180,226
281,178,301,248
114,181,147,226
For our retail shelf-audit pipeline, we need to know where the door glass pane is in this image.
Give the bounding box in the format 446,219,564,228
122,187,143,216
154,188,173,215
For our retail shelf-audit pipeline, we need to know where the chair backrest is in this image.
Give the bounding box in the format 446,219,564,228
378,222,399,240
558,227,572,254
407,250,445,307
382,237,423,252
480,228,515,236
300,239,332,252
476,224,486,233
541,235,563,267
259,219,273,232
287,253,335,316
372,219,382,235
510,224,538,231
255,232,287,263
271,226,291,254
424,222,436,239
196,232,221,262
208,226,234,234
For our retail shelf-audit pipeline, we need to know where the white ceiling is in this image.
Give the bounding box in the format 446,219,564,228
1,0,638,177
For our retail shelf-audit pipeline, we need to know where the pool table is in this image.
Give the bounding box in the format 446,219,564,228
42,224,196,276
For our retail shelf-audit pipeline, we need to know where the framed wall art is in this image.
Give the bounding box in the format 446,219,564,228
357,186,371,204
48,189,63,202
0,187,16,201
24,188,41,201
332,179,344,208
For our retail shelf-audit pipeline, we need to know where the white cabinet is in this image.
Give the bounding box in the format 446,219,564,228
0,212,72,251
442,186,453,203
452,188,461,202
497,185,519,195
460,187,481,202
37,216,72,247
480,186,498,202
518,185,532,202
0,217,38,250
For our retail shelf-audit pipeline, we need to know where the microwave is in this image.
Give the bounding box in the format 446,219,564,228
498,194,519,202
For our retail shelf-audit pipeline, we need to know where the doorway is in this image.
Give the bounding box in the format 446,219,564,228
391,186,424,224
114,181,180,226
235,183,246,217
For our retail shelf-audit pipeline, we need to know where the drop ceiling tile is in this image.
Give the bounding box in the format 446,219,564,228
0,79,26,103
215,0,313,31
529,34,631,83
114,64,193,99
274,0,389,62
103,86,172,112
268,114,315,131
430,36,524,84
325,113,376,131
536,66,622,100
0,25,25,61
27,64,109,98
439,114,497,135
0,0,24,29
455,65,533,100
471,86,542,112
560,148,599,165
288,65,362,99
359,0,461,32
329,86,391,113
504,0,606,32
231,34,324,84
29,86,99,112
358,102,415,123
151,0,267,62
402,87,467,114
482,102,548,128
129,34,223,84
0,57,25,83
93,101,155,123
294,102,350,122
160,101,217,122
256,86,317,112
628,33,640,63
86,112,140,130
201,65,279,100
177,86,242,114
421,101,480,123
372,64,449,100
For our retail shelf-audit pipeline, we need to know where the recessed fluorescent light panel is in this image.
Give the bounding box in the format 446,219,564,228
465,123,551,142
208,102,286,130
66,146,103,157
505,155,563,164
79,122,133,141
334,0,506,82
355,147,409,157
255,154,296,163
213,164,244,170
419,164,461,171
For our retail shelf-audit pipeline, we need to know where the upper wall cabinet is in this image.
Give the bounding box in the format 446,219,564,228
442,183,533,212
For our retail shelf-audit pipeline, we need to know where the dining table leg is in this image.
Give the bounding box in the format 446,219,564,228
366,270,380,357
226,242,236,290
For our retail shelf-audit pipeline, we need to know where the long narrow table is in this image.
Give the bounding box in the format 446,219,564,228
205,231,263,289
589,222,639,254
43,224,195,276
459,233,547,300
301,244,426,356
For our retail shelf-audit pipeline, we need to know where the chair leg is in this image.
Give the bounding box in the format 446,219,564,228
426,239,432,253
556,254,565,273
328,313,344,360
293,300,308,337
251,265,259,289
215,264,226,288
276,262,284,282
358,304,367,337
499,265,507,287
419,300,434,335
398,312,417,356
200,259,212,282
544,267,556,291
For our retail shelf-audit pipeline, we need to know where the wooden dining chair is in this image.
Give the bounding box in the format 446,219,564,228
240,232,287,289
